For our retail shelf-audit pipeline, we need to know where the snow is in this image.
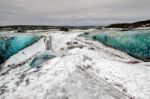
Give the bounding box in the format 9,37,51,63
49,31,82,51
3,37,46,67
0,30,150,99
68,48,150,99
0,35,41,64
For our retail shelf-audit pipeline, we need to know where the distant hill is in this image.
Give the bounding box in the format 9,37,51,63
106,19,150,29
0,25,102,31
0,19,150,31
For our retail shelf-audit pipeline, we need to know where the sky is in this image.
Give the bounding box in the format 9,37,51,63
0,0,150,26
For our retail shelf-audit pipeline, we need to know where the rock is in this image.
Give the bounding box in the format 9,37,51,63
59,27,69,31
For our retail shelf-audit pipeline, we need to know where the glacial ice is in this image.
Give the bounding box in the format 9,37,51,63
30,50,56,68
82,30,150,61
0,35,41,64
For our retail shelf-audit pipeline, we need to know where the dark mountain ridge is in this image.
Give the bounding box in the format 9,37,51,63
106,19,150,29
0,19,150,31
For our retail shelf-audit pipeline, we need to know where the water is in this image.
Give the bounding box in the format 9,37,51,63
0,34,41,64
81,30,150,61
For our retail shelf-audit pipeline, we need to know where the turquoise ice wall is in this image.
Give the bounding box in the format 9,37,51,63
81,30,150,61
0,35,41,64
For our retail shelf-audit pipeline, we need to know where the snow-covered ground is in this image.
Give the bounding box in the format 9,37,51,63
0,30,150,99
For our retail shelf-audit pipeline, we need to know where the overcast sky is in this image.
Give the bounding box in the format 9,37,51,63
0,0,150,26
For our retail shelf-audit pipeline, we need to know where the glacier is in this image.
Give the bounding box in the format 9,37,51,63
81,30,150,61
0,34,41,64
30,50,56,68
1,30,150,99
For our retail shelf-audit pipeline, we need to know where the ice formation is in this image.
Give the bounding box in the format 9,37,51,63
30,50,56,68
0,35,41,64
82,30,150,61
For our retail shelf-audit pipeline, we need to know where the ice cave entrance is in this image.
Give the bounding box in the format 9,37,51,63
0,34,41,64
81,30,150,61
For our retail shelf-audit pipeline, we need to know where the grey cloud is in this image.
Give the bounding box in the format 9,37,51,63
0,0,150,25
